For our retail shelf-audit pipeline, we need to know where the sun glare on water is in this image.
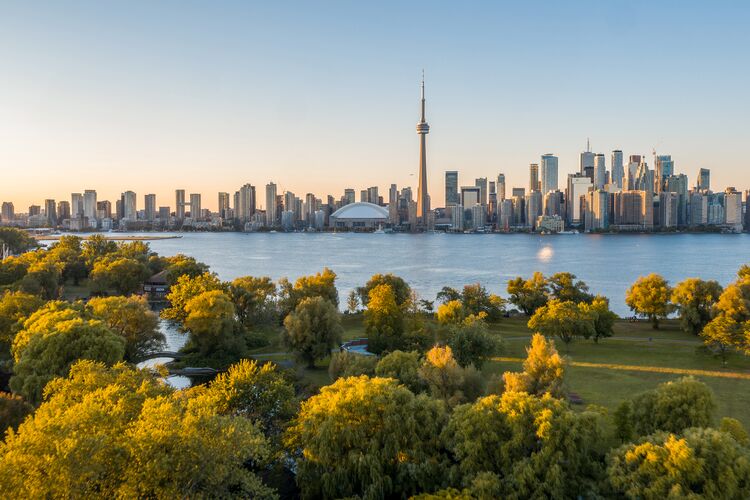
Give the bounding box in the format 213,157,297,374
537,245,554,263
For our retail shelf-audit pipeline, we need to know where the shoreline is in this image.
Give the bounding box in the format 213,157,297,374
34,234,183,241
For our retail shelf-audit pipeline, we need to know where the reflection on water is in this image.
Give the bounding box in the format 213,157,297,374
136,319,191,389
139,232,750,316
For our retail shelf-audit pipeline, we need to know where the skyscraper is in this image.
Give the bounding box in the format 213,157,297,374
1,202,13,223
416,74,430,224
475,177,488,206
44,199,57,226
265,183,277,226
83,190,97,221
611,150,624,189
697,168,710,190
57,200,70,221
529,164,540,192
71,193,83,218
122,191,137,220
497,174,506,202
237,184,256,222
580,140,595,180
445,171,459,207
218,192,230,219
145,194,156,221
389,184,399,224
654,155,674,193
594,154,606,189
175,189,186,220
540,154,558,194
189,193,201,219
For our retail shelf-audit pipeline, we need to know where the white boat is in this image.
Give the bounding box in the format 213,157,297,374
373,224,385,234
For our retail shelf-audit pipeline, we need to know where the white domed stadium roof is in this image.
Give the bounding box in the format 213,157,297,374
330,202,389,219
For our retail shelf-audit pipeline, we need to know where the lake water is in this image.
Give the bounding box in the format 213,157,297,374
140,232,750,317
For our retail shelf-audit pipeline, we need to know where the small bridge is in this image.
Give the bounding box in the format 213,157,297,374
137,351,184,362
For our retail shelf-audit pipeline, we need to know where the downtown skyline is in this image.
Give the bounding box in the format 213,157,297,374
2,2,750,209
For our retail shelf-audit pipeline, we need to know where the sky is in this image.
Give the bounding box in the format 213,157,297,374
1,0,749,211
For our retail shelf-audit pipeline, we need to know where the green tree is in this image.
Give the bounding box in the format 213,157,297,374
0,291,44,356
547,272,594,304
0,256,29,286
346,289,360,314
161,271,224,323
579,295,617,342
162,253,210,284
436,286,462,303
607,428,750,499
365,283,405,354
527,299,595,346
625,273,672,329
89,257,150,295
17,256,63,299
444,391,605,499
0,227,37,255
80,234,118,266
285,375,448,500
720,417,750,446
506,272,549,316
418,346,483,406
375,350,425,393
701,283,750,356
278,267,339,319
672,277,723,335
447,317,500,369
502,333,565,398
358,273,411,306
10,318,125,404
11,301,86,361
283,296,342,368
328,350,378,380
229,275,277,328
460,283,505,321
0,360,276,498
47,235,88,285
626,376,716,437
86,295,164,361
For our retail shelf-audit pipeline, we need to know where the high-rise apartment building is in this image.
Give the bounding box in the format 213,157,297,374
83,190,97,220
445,171,459,207
697,168,710,191
525,190,542,230
611,150,624,189
237,184,256,222
475,177,488,207
584,190,608,231
71,193,83,218
497,174,506,202
664,174,689,226
57,201,71,221
343,189,355,205
218,192,230,219
528,164,540,193
44,199,57,226
540,154,558,194
158,206,170,221
388,184,399,224
265,183,277,226
122,191,137,220
566,174,592,225
1,202,13,223
367,186,379,205
96,201,112,220
594,154,606,189
724,188,743,230
460,186,480,208
145,194,156,221
189,193,201,220
175,189,186,220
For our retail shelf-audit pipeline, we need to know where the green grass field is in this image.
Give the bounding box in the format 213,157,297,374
252,315,750,429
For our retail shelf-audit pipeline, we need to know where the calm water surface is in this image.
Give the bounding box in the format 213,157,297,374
140,232,750,316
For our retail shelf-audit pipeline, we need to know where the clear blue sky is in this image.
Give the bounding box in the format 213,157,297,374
2,1,749,210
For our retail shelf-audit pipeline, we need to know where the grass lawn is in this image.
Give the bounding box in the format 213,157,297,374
253,314,750,429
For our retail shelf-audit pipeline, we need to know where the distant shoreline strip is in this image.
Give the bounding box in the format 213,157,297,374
492,357,750,380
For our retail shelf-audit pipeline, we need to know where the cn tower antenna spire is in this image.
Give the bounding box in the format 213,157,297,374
420,69,426,122
416,71,430,228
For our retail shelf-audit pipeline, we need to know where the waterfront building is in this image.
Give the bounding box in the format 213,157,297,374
656,192,679,229
689,191,708,226
189,193,201,220
613,190,653,230
584,190,608,231
594,154,606,189
498,199,513,231
145,194,156,221
664,174,689,226
697,168,710,190
528,164,540,193
475,177,488,207
158,206,170,222
330,202,389,230
525,191,542,230
724,188,743,231
537,214,565,233
460,186,481,209
445,171,459,208
416,75,430,226
237,184,256,222
611,150,624,189
566,174,592,226
175,189,186,220
96,201,112,220
388,184,399,225
83,190,97,221
0,202,13,223
218,192,230,220
71,193,83,218
654,155,674,193
265,183,277,226
44,199,57,226
511,194,525,227
540,154,558,194
122,191,137,221
451,204,464,230
343,189,355,205
580,140,595,181
497,173,506,201
57,200,71,221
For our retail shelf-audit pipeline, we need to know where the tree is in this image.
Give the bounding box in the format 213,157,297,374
11,301,86,362
701,283,750,356
447,318,500,369
418,346,483,406
80,234,118,266
527,299,594,346
607,428,750,499
625,273,672,329
375,350,425,393
358,273,411,306
506,272,549,316
419,299,435,313
364,284,405,354
436,286,462,304
10,318,125,404
624,376,716,437
283,296,342,368
547,272,594,304
86,295,164,361
0,361,276,499
278,267,339,319
328,350,378,380
196,358,297,443
460,283,505,321
47,236,87,285
0,227,37,255
701,315,744,364
346,289,359,314
17,256,63,299
182,290,245,364
444,392,605,499
436,300,465,326
89,257,150,295
672,278,723,335
502,333,565,398
0,256,28,286
720,417,750,446
0,392,33,435
161,271,224,323
285,375,448,500
0,291,44,355
579,295,617,342
229,275,277,328
162,253,210,284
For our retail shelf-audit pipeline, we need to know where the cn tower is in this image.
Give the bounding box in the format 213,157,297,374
416,72,430,225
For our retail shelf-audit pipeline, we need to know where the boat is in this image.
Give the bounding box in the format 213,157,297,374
373,224,385,234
